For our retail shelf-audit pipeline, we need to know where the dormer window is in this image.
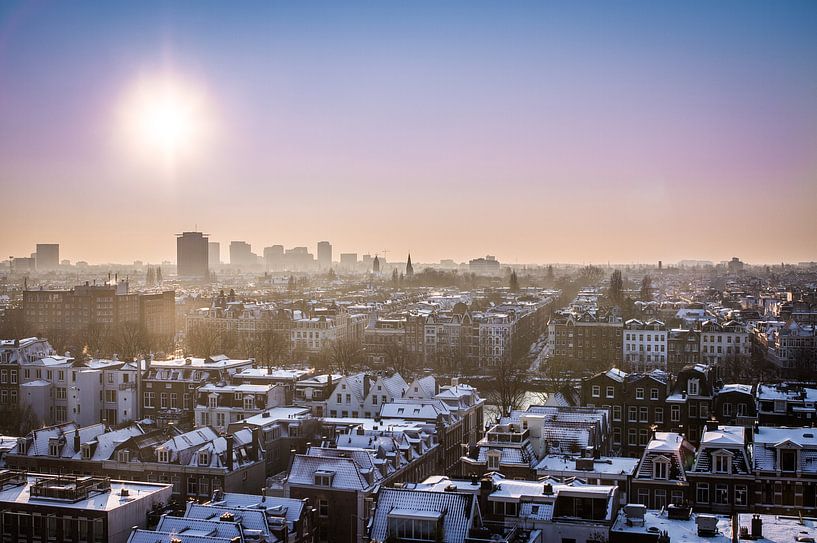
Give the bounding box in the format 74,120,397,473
198,451,210,466
244,396,255,410
653,456,670,479
156,447,170,463
81,444,92,460
487,450,501,470
117,449,130,463
48,440,61,457
315,470,335,487
713,452,732,474
209,395,218,409
688,379,700,396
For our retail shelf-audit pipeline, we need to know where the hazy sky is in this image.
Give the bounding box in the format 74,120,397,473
2,1,816,265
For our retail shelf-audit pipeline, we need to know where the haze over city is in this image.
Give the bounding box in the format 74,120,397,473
2,1,816,264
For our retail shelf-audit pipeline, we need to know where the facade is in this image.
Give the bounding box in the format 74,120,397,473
752,425,817,514
468,255,501,275
207,241,220,268
195,382,286,432
666,364,718,445
227,406,314,476
176,231,209,279
623,319,667,372
548,312,624,369
22,284,175,345
229,241,256,267
631,432,695,510
756,382,817,426
700,320,749,365
581,368,671,457
687,423,753,513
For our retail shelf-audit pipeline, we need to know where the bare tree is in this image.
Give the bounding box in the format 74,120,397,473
383,341,410,375
253,328,290,369
330,338,364,373
109,321,147,360
483,349,529,419
186,321,221,358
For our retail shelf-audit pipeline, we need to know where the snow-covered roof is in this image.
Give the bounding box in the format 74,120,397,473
369,488,476,543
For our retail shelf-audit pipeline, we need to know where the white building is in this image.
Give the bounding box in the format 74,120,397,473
623,319,667,371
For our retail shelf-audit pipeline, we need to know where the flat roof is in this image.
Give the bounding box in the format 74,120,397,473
0,474,171,512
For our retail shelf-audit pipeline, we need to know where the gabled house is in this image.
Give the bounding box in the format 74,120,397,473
631,432,696,509
687,423,753,513
752,425,817,514
325,373,369,418
363,373,409,417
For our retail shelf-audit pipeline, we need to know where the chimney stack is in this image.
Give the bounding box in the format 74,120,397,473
225,435,235,471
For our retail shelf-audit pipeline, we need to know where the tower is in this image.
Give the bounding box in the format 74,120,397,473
405,254,414,278
373,255,380,273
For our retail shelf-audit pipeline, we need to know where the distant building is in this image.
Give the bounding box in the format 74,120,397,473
317,241,332,270
23,285,175,347
263,245,284,271
339,253,358,271
405,254,414,278
469,255,500,275
35,243,59,270
207,241,220,268
10,257,35,274
176,231,209,279
727,257,745,274
230,241,257,268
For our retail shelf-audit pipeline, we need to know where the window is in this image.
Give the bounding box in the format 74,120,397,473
700,404,709,419
639,429,649,446
638,489,649,505
654,489,667,509
318,499,329,517
639,406,648,422
735,485,748,506
107,373,114,384
612,405,621,421
592,385,600,398
170,393,178,408
104,389,117,402
156,448,170,463
655,407,664,424
697,483,709,503
487,451,501,470
56,387,67,400
49,441,60,457
117,449,130,463
650,388,659,401
336,394,342,403
653,457,669,479
689,404,698,418
144,392,155,408
315,471,335,486
714,484,728,504
780,449,797,472
187,478,198,496
671,405,680,422
613,427,621,445
606,386,614,398
388,516,438,542
209,396,218,409
160,393,168,409
737,403,747,417
688,379,699,396
774,400,786,413
198,451,209,465
628,406,637,422
636,388,645,400
244,397,254,410
628,429,637,446
723,403,733,417
10,370,16,384
713,453,731,474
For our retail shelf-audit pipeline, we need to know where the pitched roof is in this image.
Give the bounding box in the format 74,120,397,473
369,488,476,543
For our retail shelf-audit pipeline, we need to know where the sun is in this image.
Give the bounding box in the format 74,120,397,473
120,75,210,162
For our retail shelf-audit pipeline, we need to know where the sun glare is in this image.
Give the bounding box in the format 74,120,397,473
120,75,210,162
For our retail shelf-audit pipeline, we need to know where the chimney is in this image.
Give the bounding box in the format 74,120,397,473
751,515,763,539
250,427,261,461
225,435,235,471
73,431,81,453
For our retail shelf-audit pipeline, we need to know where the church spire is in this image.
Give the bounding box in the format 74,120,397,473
405,253,414,278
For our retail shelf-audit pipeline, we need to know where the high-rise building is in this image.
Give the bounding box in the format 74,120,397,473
208,242,221,268
339,253,358,271
230,241,258,267
264,245,284,271
317,241,332,269
35,244,59,270
176,232,209,279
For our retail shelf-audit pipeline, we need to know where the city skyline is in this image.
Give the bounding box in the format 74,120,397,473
2,1,817,264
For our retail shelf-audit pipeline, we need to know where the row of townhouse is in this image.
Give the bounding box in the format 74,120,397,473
548,314,750,374
630,422,817,516
579,364,757,455
186,300,368,354
3,422,266,502
364,293,555,369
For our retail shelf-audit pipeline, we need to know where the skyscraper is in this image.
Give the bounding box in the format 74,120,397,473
208,242,221,268
176,232,209,279
264,245,284,271
317,241,332,270
35,244,59,270
230,241,258,267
